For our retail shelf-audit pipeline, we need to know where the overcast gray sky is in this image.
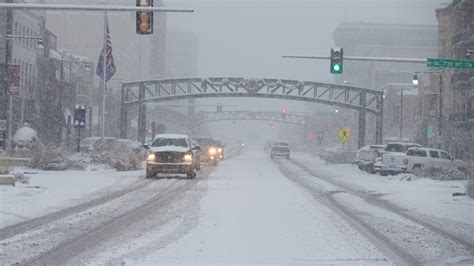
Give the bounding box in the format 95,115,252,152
44,0,446,141
163,0,444,82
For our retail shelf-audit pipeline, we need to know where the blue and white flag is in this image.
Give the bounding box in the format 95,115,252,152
96,20,116,82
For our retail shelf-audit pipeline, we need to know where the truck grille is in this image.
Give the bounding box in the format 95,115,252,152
154,152,184,163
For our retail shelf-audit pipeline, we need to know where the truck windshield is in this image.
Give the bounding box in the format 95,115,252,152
153,138,188,147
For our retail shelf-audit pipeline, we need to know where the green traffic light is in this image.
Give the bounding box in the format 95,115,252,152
333,64,341,72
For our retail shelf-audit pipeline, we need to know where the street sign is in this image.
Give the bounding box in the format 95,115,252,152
7,64,20,96
338,127,351,144
426,128,433,138
0,120,7,131
427,58,474,69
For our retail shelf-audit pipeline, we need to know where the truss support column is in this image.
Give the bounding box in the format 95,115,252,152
119,85,128,139
137,82,147,143
375,95,384,144
187,98,196,135
358,91,367,149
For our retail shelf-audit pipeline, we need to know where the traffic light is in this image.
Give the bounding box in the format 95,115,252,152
136,0,153,35
281,107,287,118
73,105,86,128
330,47,343,74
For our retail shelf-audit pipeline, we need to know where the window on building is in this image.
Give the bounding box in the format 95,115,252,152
27,28,31,48
393,106,401,121
22,25,26,46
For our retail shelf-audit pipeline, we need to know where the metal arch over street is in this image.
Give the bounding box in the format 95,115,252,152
193,111,310,127
120,77,384,147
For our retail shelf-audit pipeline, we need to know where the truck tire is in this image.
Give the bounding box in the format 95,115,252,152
146,168,156,179
187,169,196,179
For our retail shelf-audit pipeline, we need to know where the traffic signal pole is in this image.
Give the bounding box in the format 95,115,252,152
283,55,426,64
0,3,193,13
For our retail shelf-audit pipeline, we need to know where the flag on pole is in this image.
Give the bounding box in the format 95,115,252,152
96,20,116,82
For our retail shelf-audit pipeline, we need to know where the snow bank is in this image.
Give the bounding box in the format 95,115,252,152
28,141,144,171
413,166,469,181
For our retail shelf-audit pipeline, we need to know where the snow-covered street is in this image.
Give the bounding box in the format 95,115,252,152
1,148,473,265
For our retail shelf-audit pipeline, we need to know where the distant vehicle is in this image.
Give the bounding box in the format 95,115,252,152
270,141,290,159
145,134,201,179
354,145,386,173
214,140,225,160
194,137,219,166
404,147,466,171
380,142,421,175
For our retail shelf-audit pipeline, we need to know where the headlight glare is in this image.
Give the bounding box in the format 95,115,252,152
217,148,222,153
147,153,156,161
184,154,193,161
209,148,217,155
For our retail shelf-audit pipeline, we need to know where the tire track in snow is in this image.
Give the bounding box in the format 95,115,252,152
290,158,474,250
275,159,421,265
22,167,214,265
0,178,153,241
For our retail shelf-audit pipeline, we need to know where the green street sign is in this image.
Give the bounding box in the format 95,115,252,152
427,129,433,138
427,58,474,69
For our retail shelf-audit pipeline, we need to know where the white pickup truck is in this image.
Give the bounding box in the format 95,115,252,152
405,147,466,171
380,142,421,175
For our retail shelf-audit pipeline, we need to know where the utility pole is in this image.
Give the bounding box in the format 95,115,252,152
438,73,442,149
399,85,404,141
5,5,12,149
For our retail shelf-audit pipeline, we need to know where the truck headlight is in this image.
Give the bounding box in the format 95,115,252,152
184,154,193,162
217,148,222,153
147,153,156,161
209,148,217,155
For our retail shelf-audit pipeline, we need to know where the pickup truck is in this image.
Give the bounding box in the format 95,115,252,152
405,147,466,171
380,142,421,175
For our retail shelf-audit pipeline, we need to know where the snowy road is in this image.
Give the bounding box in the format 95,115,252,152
1,148,473,264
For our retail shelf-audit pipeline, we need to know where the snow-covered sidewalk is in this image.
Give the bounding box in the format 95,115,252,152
292,152,474,226
0,168,142,229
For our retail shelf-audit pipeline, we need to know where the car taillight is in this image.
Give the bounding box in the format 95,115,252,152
403,158,408,165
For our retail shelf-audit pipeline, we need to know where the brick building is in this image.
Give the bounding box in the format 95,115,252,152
435,0,473,161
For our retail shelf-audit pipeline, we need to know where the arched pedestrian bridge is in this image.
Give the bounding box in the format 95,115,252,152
120,77,384,147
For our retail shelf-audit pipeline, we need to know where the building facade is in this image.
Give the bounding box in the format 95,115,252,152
0,0,45,148
332,22,438,144
434,0,473,161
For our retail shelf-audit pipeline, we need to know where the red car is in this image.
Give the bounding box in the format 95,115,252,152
270,141,290,159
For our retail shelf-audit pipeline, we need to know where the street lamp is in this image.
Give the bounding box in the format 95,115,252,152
412,74,419,85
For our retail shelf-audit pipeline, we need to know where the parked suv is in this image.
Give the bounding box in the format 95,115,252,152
405,147,466,171
145,134,201,179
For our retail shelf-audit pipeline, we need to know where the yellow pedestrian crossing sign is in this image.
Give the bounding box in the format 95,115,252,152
338,128,351,144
